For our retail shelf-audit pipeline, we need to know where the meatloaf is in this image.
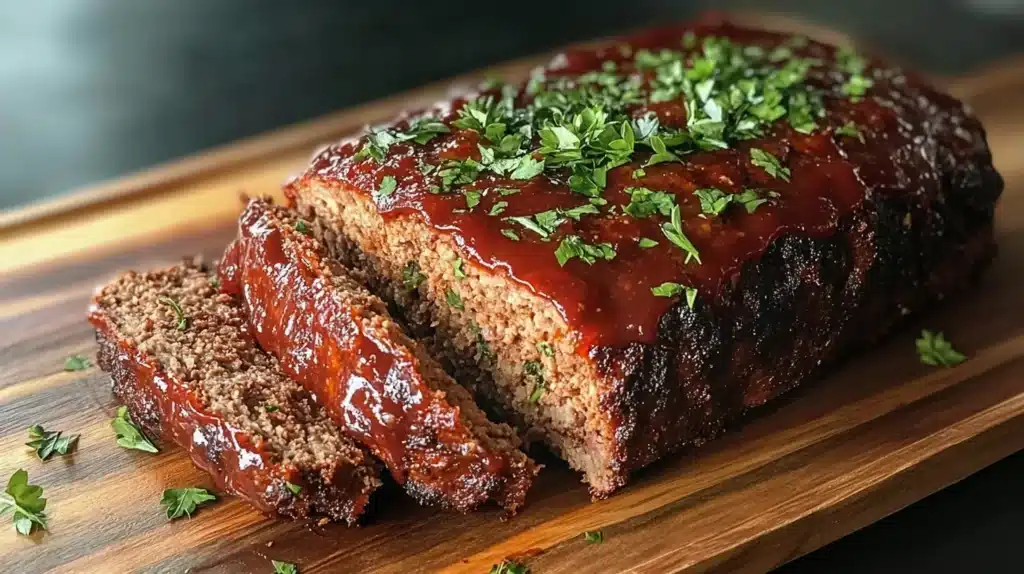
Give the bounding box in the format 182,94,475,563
285,19,1003,495
219,198,538,513
89,260,381,522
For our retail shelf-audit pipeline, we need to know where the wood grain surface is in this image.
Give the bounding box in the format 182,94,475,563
1,15,1022,574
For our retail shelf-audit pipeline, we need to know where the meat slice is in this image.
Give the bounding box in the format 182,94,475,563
218,199,538,514
284,18,1003,496
89,261,380,523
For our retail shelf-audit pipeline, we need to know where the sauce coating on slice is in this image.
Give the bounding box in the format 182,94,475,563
303,20,985,350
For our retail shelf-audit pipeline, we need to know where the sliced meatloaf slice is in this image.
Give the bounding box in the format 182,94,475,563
219,198,538,514
89,260,381,522
284,19,1002,496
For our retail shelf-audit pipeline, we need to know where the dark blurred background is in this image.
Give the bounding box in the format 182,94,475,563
1,1,1023,572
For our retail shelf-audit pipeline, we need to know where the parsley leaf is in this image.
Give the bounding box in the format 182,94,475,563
294,220,312,236
644,135,681,166
489,559,529,574
158,296,188,330
402,262,426,290
537,341,555,357
272,560,299,574
525,360,547,403
453,258,467,279
554,235,616,266
510,155,545,180
0,469,47,536
835,121,865,143
501,228,520,241
638,237,659,248
376,175,398,199
661,206,701,264
693,188,733,217
284,482,302,496
464,189,482,209
584,530,604,544
445,289,465,310
161,487,216,520
264,403,280,413
623,187,676,218
916,330,966,367
26,425,79,461
489,201,508,216
749,148,791,182
650,282,698,308
111,405,159,453
64,354,92,372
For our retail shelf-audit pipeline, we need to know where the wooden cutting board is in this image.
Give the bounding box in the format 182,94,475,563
1,14,1022,574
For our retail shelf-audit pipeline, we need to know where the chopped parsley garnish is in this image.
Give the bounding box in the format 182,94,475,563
638,237,659,248
1,469,47,536
272,560,299,574
26,425,79,461
453,258,467,279
489,201,508,216
284,482,302,496
463,190,481,209
376,175,398,199
401,261,426,290
501,228,520,241
525,360,547,403
294,220,312,235
584,530,604,544
445,288,465,310
64,354,91,372
749,148,790,182
510,156,545,180
835,121,865,143
506,205,597,239
836,46,874,100
264,404,280,413
537,341,555,357
650,282,698,308
661,206,701,264
161,487,216,520
112,406,159,453
694,188,767,217
498,188,520,196
623,187,676,218
158,296,188,330
489,559,529,574
632,168,646,179
554,236,616,266
916,330,966,367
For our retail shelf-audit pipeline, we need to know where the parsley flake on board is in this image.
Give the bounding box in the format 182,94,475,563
554,236,616,266
111,405,159,453
64,354,92,372
489,559,529,574
584,530,604,544
158,296,188,330
26,425,79,461
661,206,701,264
916,330,966,367
650,282,698,308
445,288,465,310
272,560,299,574
0,469,47,536
161,487,216,520
749,148,791,182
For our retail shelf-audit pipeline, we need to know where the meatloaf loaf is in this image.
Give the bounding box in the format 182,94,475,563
219,198,538,513
285,19,1003,495
89,260,381,522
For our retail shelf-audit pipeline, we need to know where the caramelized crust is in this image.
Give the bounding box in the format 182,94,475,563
219,199,538,513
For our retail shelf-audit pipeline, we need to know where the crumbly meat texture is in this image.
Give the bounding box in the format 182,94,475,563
285,19,1003,495
219,199,538,513
89,261,381,522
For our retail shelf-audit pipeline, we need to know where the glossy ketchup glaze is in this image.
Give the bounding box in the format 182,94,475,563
303,19,985,350
219,200,536,513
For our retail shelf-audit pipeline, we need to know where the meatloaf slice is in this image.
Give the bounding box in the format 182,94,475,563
219,198,538,513
89,260,381,522
285,19,1003,495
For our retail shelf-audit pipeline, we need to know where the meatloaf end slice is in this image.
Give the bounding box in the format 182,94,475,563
218,198,538,513
89,260,381,522
284,21,1002,496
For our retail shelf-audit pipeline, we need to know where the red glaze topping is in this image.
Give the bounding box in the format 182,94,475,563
304,20,983,351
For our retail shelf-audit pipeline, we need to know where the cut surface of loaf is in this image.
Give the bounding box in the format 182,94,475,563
286,18,1003,495
89,260,381,522
219,198,538,513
